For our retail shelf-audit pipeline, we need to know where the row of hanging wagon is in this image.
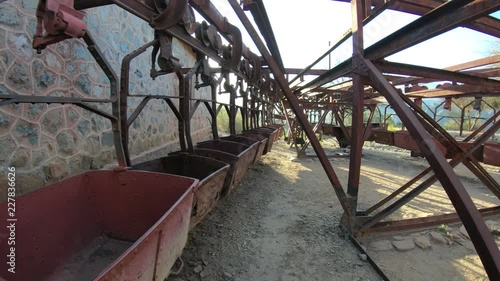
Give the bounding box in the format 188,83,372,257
0,1,285,280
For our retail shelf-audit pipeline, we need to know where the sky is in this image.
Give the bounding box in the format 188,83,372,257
208,0,499,71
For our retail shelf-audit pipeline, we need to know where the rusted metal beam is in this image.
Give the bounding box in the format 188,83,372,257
298,106,333,155
333,0,500,38
405,85,500,98
285,68,328,76
228,0,350,214
366,0,498,60
333,109,352,143
289,0,398,85
448,54,500,72
242,0,285,70
363,57,500,280
365,206,500,235
301,0,499,93
189,0,253,60
374,61,500,91
346,0,366,217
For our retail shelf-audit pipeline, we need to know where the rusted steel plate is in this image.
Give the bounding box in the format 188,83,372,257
484,142,500,167
263,125,282,141
239,132,270,157
132,154,229,229
191,148,239,197
0,170,197,281
196,140,257,196
221,134,266,165
323,125,351,148
393,130,447,156
449,142,484,162
393,130,421,151
244,128,276,154
373,129,394,145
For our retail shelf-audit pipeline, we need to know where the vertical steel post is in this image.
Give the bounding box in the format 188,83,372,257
210,83,219,140
84,32,127,167
347,0,366,217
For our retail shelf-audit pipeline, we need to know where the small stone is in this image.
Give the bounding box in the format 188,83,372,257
8,33,33,60
223,272,232,278
430,231,448,244
56,130,78,155
43,158,68,182
69,154,93,174
370,240,393,251
11,149,29,168
193,265,203,273
66,108,79,127
0,5,23,27
14,119,38,145
200,269,210,278
77,119,91,136
35,70,56,92
0,136,16,165
7,62,31,93
414,236,432,249
65,63,78,78
358,254,367,261
74,75,91,95
392,239,415,252
393,235,405,241
26,103,48,121
32,149,49,167
41,108,64,135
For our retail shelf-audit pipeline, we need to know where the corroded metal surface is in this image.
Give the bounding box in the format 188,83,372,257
0,170,197,281
6,0,500,278
132,154,229,229
221,134,266,164
196,140,257,196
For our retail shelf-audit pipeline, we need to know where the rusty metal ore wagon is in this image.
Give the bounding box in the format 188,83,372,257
0,170,198,281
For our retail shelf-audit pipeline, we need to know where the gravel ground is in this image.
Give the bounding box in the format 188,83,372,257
167,137,500,281
167,141,382,281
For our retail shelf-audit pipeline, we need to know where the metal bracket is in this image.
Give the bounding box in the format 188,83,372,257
220,18,243,69
33,0,86,53
150,33,182,78
352,54,369,76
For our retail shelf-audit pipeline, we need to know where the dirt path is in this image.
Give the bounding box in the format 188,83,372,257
168,139,500,281
167,141,381,281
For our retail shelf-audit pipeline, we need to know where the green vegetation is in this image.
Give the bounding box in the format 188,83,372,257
217,109,243,134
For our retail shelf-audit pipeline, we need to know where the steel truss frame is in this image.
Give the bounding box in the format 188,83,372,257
225,0,500,279
8,0,500,278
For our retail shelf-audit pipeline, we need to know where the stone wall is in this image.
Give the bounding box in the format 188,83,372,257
0,1,213,201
